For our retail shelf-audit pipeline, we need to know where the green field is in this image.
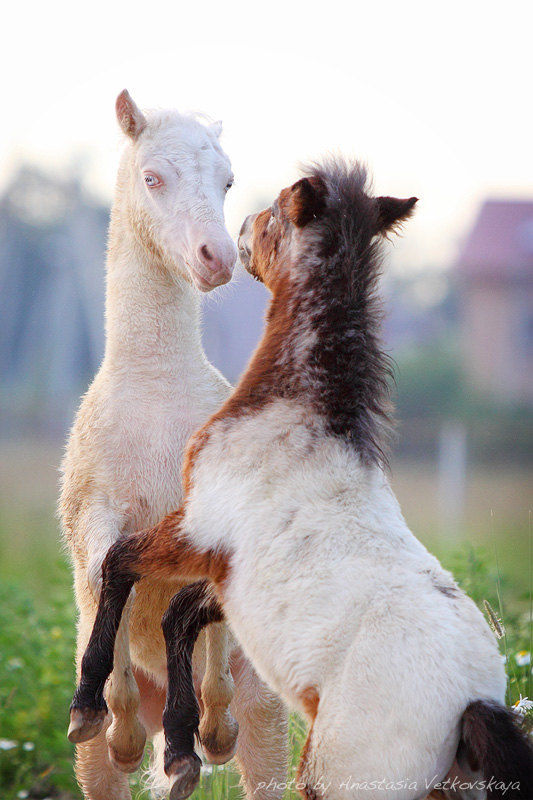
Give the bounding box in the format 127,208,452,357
0,440,532,799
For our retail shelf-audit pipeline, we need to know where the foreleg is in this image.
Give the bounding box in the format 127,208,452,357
72,601,133,800
68,511,210,741
161,580,226,800
68,507,147,771
199,621,239,764
104,590,147,772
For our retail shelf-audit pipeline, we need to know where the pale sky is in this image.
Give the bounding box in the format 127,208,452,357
3,0,532,270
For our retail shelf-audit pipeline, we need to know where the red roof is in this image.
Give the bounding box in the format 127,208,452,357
457,200,533,278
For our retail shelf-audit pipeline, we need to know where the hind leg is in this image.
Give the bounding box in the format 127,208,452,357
230,650,289,800
295,724,320,800
75,723,133,800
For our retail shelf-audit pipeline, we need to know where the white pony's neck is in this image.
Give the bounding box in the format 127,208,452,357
103,206,205,382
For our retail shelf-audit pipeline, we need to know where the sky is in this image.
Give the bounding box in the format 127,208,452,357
3,0,532,271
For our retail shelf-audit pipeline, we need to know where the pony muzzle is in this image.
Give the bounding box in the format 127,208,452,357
238,213,257,274
191,234,237,291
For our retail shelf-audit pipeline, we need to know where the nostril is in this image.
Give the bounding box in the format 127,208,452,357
200,244,213,262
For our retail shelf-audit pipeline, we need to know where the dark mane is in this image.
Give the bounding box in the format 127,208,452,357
296,157,395,465
219,157,399,468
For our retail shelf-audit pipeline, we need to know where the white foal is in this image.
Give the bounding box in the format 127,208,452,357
70,158,532,800
60,90,287,800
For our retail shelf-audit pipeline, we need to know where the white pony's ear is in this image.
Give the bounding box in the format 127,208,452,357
210,120,223,138
116,90,147,139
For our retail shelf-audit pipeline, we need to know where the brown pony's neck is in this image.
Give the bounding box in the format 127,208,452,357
216,239,393,466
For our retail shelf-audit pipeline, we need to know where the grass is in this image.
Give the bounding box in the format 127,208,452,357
0,444,532,798
0,550,307,800
0,573,76,799
2,534,532,800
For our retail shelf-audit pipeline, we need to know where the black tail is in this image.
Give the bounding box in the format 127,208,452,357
456,700,533,798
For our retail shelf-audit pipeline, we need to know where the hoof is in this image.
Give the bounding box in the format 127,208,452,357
108,743,145,773
68,707,107,744
201,739,238,766
200,715,239,765
166,753,202,800
106,716,146,773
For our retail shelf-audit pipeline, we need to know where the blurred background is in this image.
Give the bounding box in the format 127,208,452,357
1,1,532,797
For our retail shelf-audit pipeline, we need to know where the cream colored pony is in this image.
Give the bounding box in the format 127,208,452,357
60,90,287,800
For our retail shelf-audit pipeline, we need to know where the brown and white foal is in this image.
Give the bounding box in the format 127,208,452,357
71,159,533,800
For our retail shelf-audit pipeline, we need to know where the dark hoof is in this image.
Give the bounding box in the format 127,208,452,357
108,744,145,773
68,707,107,744
166,752,202,800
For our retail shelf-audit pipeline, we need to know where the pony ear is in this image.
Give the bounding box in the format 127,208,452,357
210,120,223,138
286,177,327,228
116,89,147,139
376,196,418,235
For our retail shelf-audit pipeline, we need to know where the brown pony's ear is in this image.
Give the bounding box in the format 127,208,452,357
286,177,327,228
116,89,147,139
376,196,418,235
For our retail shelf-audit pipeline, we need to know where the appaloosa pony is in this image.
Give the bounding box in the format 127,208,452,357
59,90,287,800
69,158,533,799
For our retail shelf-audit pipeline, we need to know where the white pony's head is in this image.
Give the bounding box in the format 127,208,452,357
116,89,237,292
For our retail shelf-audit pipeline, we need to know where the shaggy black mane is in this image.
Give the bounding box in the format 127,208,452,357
296,157,396,466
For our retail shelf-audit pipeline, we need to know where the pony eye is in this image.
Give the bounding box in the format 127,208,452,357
144,173,161,188
225,179,234,192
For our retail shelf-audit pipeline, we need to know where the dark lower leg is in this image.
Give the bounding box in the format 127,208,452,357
69,537,146,737
161,581,224,800
69,514,186,739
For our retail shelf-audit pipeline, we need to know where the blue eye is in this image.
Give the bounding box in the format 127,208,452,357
144,173,161,188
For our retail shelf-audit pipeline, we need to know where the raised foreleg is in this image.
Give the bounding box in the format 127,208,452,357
68,510,214,740
200,621,239,764
160,581,289,800
103,590,147,771
68,506,147,789
71,599,133,800
69,592,146,772
160,580,227,800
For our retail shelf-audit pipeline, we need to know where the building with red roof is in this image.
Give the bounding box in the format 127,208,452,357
457,199,533,406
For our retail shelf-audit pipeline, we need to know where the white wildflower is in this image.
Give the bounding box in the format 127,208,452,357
0,739,17,750
17,792,29,799
513,695,533,716
22,741,35,751
515,651,531,667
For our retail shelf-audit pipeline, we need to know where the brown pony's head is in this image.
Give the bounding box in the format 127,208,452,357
236,159,418,466
238,163,417,294
237,176,327,291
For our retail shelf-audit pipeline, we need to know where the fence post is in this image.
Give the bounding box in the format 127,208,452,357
438,420,467,537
